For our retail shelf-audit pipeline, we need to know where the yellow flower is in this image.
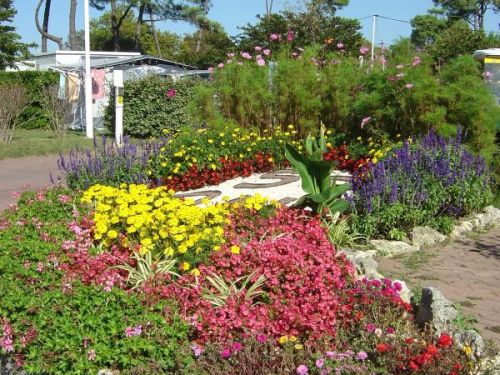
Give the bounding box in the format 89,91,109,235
463,345,472,357
287,124,294,129
181,262,190,271
278,336,288,345
230,245,240,254
396,134,401,138
294,344,304,350
357,136,362,141
107,230,118,239
268,157,274,162
191,268,200,276
326,130,332,135
288,335,298,342
372,157,378,164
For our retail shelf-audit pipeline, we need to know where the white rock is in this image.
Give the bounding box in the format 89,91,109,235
341,249,382,279
411,226,446,247
416,287,458,336
450,221,475,239
370,240,420,257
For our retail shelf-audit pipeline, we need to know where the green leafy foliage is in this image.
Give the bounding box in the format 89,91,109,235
0,71,59,129
0,188,191,374
285,129,351,214
104,76,206,138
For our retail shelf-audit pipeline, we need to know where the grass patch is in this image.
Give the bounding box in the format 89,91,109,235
401,250,435,271
0,129,97,159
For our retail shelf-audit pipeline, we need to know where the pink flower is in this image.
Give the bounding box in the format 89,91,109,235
218,63,224,69
125,325,142,338
263,49,271,56
191,343,202,357
361,116,372,129
297,365,309,375
36,262,44,272
316,358,325,368
255,46,262,51
412,56,422,66
87,349,96,361
356,351,368,360
257,58,266,67
360,47,369,55
405,83,414,89
396,64,404,70
386,327,395,334
365,323,376,332
337,42,344,49
231,342,243,352
166,88,176,98
227,52,235,58
287,30,295,42
483,71,494,80
58,195,71,204
221,348,231,359
208,67,215,73
270,33,280,41
237,61,243,66
256,334,267,343
241,52,252,60
226,59,233,64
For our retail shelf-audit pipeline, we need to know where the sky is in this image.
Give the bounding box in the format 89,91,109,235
12,0,500,53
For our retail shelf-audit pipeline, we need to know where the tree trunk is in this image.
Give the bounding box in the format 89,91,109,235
110,0,133,51
195,0,210,53
69,0,78,50
134,1,146,52
42,0,51,52
35,0,63,50
149,6,162,58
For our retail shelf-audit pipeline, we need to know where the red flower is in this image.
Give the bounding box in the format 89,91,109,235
376,343,389,353
437,333,453,348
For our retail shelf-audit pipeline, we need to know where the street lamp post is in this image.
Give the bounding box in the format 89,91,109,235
84,0,93,139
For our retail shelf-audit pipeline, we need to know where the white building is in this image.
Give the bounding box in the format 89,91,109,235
15,51,196,131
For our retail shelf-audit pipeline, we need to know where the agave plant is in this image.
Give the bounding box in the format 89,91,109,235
285,128,351,214
197,271,267,307
114,252,179,289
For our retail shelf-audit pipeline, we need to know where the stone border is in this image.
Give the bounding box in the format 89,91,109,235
369,206,500,258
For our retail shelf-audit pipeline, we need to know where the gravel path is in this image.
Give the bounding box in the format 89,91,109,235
377,225,500,346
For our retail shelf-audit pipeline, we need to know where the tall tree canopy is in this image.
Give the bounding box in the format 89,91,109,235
1,0,33,69
431,0,500,30
236,0,363,56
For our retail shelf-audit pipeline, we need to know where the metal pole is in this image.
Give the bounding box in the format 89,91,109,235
84,0,93,138
371,15,377,62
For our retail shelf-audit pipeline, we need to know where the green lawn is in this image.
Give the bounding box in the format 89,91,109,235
0,129,98,159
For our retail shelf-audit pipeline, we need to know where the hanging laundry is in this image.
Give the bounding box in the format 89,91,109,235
58,73,66,99
67,73,80,102
91,68,106,99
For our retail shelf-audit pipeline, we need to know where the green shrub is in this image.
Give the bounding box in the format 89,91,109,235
0,71,59,129
192,45,498,161
104,76,206,138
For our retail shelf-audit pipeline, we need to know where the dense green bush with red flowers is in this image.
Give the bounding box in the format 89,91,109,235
0,187,474,374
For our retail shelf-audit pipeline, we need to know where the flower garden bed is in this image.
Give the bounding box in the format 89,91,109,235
1,126,496,374
0,187,472,374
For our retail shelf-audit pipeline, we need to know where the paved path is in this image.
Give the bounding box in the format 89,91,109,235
0,154,60,210
378,225,500,346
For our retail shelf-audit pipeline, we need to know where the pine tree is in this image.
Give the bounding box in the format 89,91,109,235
0,0,34,70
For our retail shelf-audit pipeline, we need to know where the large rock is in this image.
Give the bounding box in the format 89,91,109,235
450,221,475,239
454,330,484,360
341,249,382,279
416,287,458,335
370,240,420,257
411,226,446,247
0,355,27,375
